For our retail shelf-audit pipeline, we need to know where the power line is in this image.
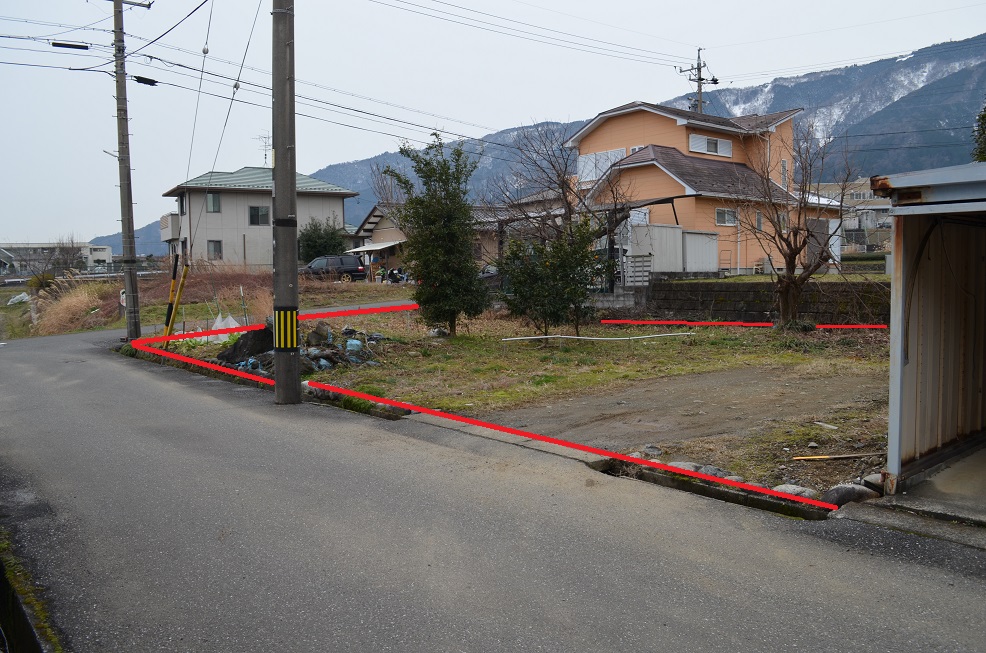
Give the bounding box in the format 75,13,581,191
156,77,523,166
0,15,115,35
189,0,263,249
720,40,986,83
502,0,697,49
404,0,691,62
363,0,685,66
0,59,111,76
715,3,986,50
111,24,500,132
128,0,209,58
123,51,526,155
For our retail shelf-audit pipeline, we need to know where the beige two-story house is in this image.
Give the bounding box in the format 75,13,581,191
566,102,840,274
161,167,357,267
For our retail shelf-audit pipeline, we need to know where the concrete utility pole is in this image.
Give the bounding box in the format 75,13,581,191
272,0,301,403
678,47,718,114
112,0,150,341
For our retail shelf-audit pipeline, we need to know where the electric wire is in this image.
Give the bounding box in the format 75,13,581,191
128,0,210,59
155,78,523,166
125,53,525,155
715,2,986,50
363,0,685,66
179,0,215,249
4,52,976,161
190,0,263,250
502,0,697,48
390,0,692,62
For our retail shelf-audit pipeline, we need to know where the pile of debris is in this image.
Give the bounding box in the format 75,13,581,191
206,319,386,377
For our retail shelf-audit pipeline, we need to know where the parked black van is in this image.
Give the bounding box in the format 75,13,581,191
299,255,367,281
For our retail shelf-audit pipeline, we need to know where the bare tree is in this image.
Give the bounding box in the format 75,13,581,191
19,236,84,288
369,162,407,215
486,122,636,288
734,121,855,326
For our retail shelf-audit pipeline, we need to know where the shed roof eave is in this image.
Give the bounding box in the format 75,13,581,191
890,201,986,217
873,162,986,191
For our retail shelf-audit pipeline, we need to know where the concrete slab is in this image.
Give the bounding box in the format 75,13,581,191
832,502,986,551
834,447,986,549
903,447,986,521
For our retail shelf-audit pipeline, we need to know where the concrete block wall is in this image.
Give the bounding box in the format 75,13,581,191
645,281,891,324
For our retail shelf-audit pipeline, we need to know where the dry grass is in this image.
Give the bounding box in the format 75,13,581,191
33,275,119,336
26,267,414,337
304,310,890,414
655,398,889,492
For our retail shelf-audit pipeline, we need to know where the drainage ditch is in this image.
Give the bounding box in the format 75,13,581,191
0,556,46,653
595,458,832,520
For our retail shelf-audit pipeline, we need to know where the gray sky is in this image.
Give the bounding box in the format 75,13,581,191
2,0,985,244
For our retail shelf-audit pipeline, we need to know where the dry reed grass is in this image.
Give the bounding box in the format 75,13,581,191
34,275,118,335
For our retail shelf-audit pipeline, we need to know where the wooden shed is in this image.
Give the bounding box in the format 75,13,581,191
872,163,986,493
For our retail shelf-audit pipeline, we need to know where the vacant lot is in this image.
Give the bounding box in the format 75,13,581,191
25,272,890,491
292,309,889,491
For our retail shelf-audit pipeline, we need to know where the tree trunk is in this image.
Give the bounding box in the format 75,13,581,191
776,275,802,325
449,315,457,337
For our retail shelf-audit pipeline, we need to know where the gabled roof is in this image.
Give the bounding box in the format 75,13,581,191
356,204,394,238
564,102,802,148
163,167,357,197
609,145,794,204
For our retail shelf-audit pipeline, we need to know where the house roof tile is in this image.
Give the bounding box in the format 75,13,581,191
163,166,357,197
564,102,802,147
615,145,794,203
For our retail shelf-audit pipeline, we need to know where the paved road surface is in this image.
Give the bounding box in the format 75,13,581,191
1,331,984,652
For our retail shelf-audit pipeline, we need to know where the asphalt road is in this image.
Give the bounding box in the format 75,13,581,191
1,330,984,652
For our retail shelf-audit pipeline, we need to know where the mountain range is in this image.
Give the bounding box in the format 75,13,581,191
96,32,986,253
311,31,986,224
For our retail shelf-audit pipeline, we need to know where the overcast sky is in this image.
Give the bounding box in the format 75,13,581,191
2,0,985,244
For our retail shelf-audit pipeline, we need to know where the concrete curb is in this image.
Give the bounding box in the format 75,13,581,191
404,413,609,468
598,460,831,520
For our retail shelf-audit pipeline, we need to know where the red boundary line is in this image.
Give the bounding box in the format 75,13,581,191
131,302,838,512
601,319,888,330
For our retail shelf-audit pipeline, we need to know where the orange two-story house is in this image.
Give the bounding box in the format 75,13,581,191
566,102,830,274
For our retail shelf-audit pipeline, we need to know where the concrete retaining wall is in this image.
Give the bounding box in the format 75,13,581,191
645,281,891,324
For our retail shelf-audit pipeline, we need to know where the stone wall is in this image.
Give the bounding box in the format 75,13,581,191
645,281,891,324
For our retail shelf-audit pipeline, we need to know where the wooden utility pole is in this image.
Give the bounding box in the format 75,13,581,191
112,0,150,340
272,0,301,403
678,48,719,114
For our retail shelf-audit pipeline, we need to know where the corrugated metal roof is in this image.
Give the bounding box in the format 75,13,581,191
163,167,357,197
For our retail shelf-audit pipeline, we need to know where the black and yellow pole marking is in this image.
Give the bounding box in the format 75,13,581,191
273,307,298,351
164,262,190,344
163,253,179,330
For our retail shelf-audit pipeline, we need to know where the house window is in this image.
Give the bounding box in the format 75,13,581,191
206,192,221,213
756,211,763,231
630,145,647,154
207,240,223,261
249,206,270,226
780,160,789,189
178,193,186,215
689,134,732,158
628,208,649,225
778,212,790,232
577,148,626,181
715,208,737,226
